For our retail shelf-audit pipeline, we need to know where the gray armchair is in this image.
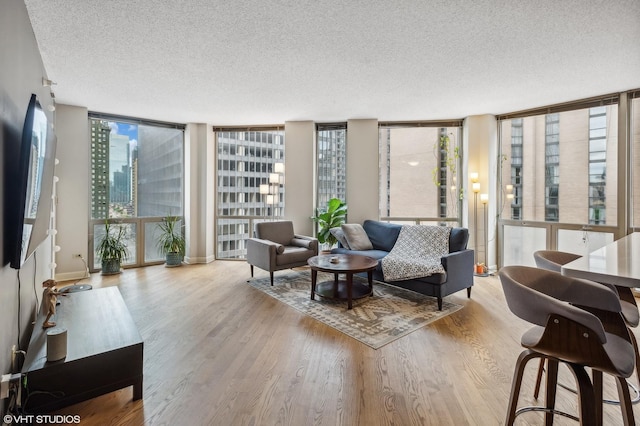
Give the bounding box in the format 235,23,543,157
247,221,319,286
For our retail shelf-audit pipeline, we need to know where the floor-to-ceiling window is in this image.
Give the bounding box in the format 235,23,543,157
630,93,640,231
316,123,347,211
378,121,463,225
509,119,523,220
588,107,608,225
215,128,285,259
499,96,619,266
89,114,185,270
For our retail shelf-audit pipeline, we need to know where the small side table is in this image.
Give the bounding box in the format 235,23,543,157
307,254,378,309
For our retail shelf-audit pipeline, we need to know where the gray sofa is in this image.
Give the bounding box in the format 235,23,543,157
331,220,474,310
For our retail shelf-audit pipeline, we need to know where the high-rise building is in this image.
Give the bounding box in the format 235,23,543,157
136,125,183,217
501,105,618,224
316,126,347,210
216,131,285,259
90,120,110,219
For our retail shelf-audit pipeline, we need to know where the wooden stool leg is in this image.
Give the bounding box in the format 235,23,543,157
615,375,636,426
566,363,596,426
505,349,540,425
534,357,546,399
629,330,640,389
592,370,603,425
544,359,558,426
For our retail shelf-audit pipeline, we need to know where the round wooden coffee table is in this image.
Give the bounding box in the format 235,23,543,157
307,254,378,309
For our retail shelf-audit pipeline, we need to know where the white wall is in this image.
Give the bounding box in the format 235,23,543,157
184,123,215,264
1,0,56,395
54,104,90,280
464,115,498,269
284,121,316,236
346,119,379,223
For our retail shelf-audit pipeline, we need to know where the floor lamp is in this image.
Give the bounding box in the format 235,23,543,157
480,193,489,276
470,173,480,267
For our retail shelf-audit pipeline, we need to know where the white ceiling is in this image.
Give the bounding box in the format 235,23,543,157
24,0,640,125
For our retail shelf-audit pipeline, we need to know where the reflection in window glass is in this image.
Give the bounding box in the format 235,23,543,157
216,130,285,259
500,105,618,225
316,125,347,210
90,119,184,219
378,126,462,220
632,98,640,228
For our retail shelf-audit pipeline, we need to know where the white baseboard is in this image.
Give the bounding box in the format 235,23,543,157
55,270,90,282
184,255,216,264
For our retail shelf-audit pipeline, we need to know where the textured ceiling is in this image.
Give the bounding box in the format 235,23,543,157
24,0,640,125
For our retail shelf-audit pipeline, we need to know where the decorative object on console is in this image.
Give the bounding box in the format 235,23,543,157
96,221,129,275
157,215,186,267
42,279,64,328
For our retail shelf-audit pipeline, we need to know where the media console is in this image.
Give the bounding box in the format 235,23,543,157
21,286,143,413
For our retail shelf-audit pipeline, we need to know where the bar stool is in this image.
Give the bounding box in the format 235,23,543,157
534,250,640,405
500,266,636,425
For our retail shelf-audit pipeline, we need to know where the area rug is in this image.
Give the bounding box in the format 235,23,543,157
247,271,462,349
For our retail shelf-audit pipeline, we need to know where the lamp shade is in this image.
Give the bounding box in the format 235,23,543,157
472,182,481,193
480,193,489,204
274,162,285,174
266,194,275,204
259,184,269,194
269,173,279,184
470,172,479,182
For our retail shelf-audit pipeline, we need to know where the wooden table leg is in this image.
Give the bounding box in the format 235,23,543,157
310,269,317,300
334,273,339,297
367,270,373,296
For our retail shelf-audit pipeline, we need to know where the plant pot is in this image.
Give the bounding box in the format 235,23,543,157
101,259,121,275
165,252,183,267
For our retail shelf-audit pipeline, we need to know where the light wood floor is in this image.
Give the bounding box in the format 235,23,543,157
49,261,640,425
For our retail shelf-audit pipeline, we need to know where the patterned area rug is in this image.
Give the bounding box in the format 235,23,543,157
247,271,462,349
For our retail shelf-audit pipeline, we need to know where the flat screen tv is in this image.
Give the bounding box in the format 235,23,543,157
6,94,57,269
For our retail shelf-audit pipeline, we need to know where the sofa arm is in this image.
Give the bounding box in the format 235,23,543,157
292,234,319,255
441,249,474,291
246,238,279,271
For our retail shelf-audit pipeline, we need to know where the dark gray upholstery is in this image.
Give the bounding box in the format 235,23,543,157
247,221,318,286
332,220,474,310
534,249,639,327
499,265,637,425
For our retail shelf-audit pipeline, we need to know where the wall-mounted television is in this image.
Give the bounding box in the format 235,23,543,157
6,94,57,269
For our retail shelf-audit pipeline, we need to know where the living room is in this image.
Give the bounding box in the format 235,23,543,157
2,0,640,424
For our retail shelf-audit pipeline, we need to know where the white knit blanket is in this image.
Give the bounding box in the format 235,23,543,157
381,225,451,281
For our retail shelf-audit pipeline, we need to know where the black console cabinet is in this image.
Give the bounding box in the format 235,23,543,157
21,287,143,413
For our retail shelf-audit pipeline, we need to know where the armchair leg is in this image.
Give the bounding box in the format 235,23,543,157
250,265,254,277
437,297,443,311
467,287,472,298
270,272,274,286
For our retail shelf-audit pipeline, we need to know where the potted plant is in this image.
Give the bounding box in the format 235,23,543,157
157,215,186,267
96,222,129,275
312,198,347,250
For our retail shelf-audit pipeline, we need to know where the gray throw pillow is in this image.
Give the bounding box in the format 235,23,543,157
330,227,350,249
341,224,373,250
